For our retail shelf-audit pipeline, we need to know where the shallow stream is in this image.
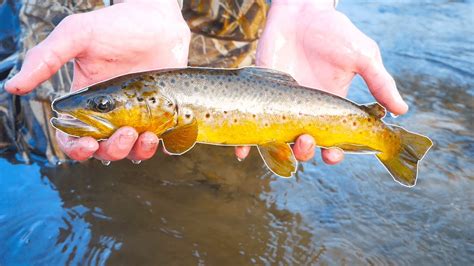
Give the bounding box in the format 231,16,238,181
1,1,473,265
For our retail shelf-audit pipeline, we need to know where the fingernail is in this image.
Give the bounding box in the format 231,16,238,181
118,131,136,148
142,138,158,152
80,138,98,151
328,150,343,163
305,142,315,153
5,78,20,94
402,101,409,112
299,138,314,153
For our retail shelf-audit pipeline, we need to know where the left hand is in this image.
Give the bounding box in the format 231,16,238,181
5,0,190,162
235,0,408,164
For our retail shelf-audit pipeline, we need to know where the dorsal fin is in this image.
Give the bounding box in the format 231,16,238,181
239,67,299,85
362,102,386,118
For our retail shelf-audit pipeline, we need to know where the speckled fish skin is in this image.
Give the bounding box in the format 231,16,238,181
160,68,392,149
51,67,432,187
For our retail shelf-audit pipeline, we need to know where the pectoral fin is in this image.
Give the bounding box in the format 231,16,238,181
161,118,198,155
257,142,298,178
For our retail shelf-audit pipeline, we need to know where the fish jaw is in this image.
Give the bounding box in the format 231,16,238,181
50,110,116,140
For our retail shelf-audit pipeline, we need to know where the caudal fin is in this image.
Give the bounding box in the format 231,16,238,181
377,126,433,187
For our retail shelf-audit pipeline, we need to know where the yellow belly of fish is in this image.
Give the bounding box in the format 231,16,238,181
194,113,397,156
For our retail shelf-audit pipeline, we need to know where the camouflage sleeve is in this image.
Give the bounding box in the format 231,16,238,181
0,0,104,163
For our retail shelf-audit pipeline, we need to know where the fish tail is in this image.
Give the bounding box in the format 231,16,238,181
377,126,433,187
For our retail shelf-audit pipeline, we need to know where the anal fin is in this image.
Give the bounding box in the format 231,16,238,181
161,118,198,155
257,142,298,178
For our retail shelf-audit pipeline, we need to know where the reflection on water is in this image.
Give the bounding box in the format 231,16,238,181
1,1,473,265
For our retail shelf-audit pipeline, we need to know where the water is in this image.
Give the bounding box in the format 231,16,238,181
1,1,473,265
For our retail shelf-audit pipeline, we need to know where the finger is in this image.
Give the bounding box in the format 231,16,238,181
235,146,251,161
56,131,99,161
94,127,139,161
127,132,159,161
292,134,316,162
321,148,344,165
357,45,409,115
5,14,89,95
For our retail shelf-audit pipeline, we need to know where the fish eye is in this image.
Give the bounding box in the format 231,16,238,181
89,95,115,113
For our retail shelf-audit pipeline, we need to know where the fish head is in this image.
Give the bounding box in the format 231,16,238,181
51,82,177,140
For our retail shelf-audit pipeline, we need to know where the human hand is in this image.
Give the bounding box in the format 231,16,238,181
5,0,190,162
235,0,408,164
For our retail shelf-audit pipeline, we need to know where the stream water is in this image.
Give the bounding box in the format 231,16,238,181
0,1,473,265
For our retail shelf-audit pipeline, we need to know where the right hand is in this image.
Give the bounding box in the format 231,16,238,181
236,0,408,164
5,0,191,162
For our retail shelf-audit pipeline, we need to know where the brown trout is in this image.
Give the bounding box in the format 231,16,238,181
51,67,432,187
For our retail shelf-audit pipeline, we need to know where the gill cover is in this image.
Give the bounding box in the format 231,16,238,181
161,107,198,155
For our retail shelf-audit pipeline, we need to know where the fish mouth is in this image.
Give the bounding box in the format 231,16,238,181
50,112,114,139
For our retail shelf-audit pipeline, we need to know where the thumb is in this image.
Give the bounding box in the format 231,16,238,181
5,14,89,95
357,47,409,116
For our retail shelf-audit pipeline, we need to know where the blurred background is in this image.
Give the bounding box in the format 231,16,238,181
0,0,473,265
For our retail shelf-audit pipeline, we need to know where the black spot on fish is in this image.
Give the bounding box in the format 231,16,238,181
203,86,208,90
137,97,144,102
282,115,286,120
234,119,238,123
159,81,166,87
252,114,256,118
185,81,190,87
265,123,269,127
228,78,232,82
149,97,156,104
353,122,357,126
219,81,223,85
224,111,228,114
171,79,176,84
185,114,191,119
211,81,215,85
205,113,210,118
194,87,199,92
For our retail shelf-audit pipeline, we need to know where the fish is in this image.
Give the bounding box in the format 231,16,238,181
51,67,433,187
